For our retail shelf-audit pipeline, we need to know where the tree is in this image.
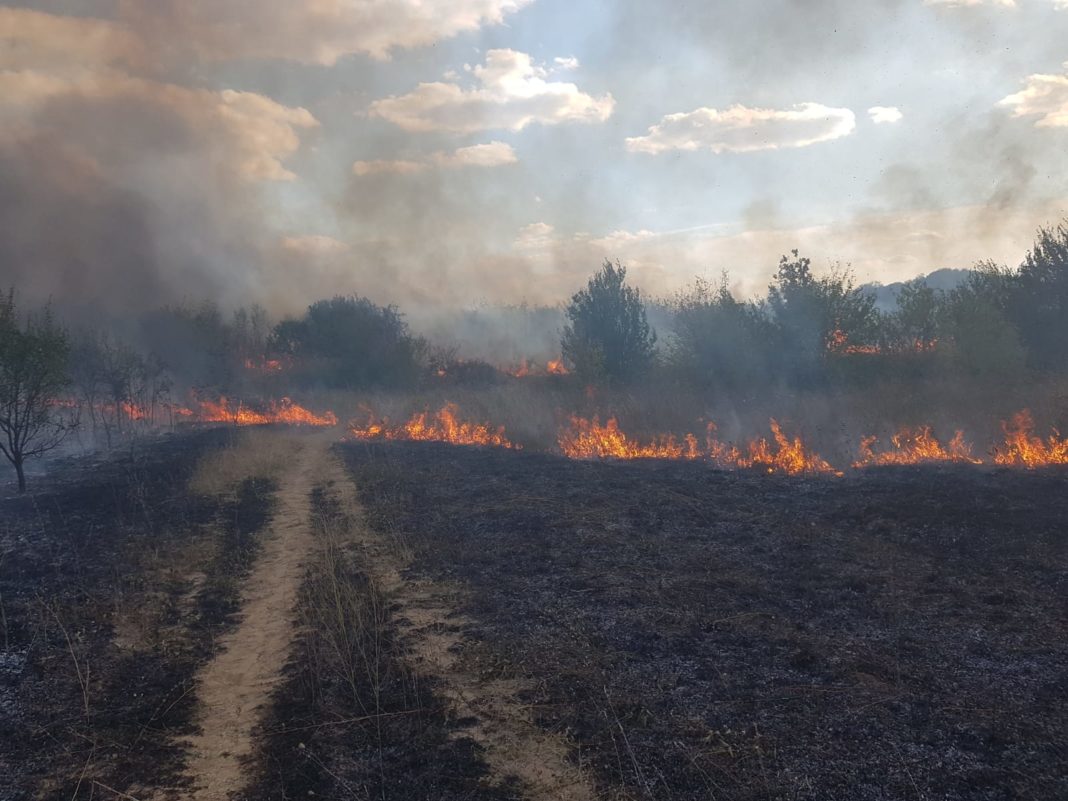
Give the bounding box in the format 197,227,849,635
670,274,776,389
766,250,877,379
561,260,657,383
0,291,75,492
891,278,942,350
1013,222,1068,370
270,295,427,389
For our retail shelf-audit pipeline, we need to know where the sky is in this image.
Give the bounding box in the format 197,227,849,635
2,0,1067,319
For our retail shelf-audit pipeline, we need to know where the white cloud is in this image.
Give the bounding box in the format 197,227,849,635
626,103,857,155
352,159,429,176
514,222,556,249
281,235,350,255
923,0,1016,7
0,65,318,181
868,106,903,124
353,141,517,175
0,7,145,70
120,0,534,65
553,56,580,70
435,141,518,167
369,49,615,133
999,63,1068,127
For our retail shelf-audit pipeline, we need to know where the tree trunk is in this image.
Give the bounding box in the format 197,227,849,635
15,459,26,493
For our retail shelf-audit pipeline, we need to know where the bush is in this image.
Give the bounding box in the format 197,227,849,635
270,295,427,389
561,260,657,383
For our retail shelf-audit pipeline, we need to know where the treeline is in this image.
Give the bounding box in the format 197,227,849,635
3,221,1067,491
564,222,1068,389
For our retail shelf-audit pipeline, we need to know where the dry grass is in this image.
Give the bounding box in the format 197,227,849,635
189,429,295,496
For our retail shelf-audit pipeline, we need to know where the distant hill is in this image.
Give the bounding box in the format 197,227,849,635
862,268,972,312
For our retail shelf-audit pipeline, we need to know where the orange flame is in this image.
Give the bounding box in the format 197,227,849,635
993,410,1068,467
196,397,337,427
349,403,517,448
546,359,570,375
558,417,839,475
557,416,701,460
854,427,981,467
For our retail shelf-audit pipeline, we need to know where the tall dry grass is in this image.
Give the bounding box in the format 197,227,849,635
188,428,294,496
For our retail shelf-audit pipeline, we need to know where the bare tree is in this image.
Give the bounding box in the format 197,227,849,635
0,291,75,492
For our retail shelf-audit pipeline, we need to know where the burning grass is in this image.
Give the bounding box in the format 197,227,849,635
993,409,1068,467
558,416,841,475
853,426,982,467
348,402,517,448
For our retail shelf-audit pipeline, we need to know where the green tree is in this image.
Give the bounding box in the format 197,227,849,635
1014,222,1068,370
561,260,657,382
0,291,75,492
270,295,427,389
670,274,775,389
765,250,878,379
940,270,1026,377
891,278,942,350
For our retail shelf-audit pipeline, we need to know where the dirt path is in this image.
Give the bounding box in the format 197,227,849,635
322,454,599,801
161,434,326,801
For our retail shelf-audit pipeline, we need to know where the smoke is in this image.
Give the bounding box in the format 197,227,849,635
2,0,1066,338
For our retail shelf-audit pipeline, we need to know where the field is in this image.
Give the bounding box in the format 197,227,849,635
2,427,1066,801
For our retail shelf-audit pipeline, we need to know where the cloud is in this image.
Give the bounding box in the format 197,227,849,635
0,68,318,182
369,49,615,133
625,103,857,155
923,0,1016,7
869,106,904,124
353,141,517,175
510,200,1068,302
281,235,351,255
999,63,1068,127
119,0,534,65
0,7,145,70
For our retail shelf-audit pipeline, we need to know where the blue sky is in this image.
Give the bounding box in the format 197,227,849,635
2,1,1067,315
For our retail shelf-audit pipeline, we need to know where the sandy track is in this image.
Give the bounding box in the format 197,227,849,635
322,453,599,801
159,435,324,801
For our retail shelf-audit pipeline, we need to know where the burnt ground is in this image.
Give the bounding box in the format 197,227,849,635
0,429,274,801
340,441,1068,801
245,485,520,801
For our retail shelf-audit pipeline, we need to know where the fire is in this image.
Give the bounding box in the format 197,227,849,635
349,403,517,448
195,397,337,427
244,357,284,373
827,328,881,355
506,358,570,377
854,426,981,467
558,416,840,475
737,419,841,475
509,359,531,378
557,415,702,460
993,410,1068,467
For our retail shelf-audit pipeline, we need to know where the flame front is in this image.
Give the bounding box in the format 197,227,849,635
558,416,839,475
854,426,981,467
558,415,701,460
349,403,516,448
993,410,1068,467
195,397,337,426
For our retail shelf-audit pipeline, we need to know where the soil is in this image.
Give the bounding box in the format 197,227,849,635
4,430,1065,801
340,440,1068,801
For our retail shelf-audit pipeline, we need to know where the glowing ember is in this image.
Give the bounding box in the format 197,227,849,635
349,403,516,448
244,357,284,373
196,397,337,427
854,427,981,467
993,410,1068,467
506,358,570,377
827,328,881,355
